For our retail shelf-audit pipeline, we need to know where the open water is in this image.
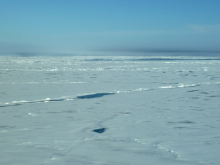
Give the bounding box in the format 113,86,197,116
0,55,220,165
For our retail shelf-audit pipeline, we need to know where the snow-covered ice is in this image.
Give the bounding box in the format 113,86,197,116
0,55,220,165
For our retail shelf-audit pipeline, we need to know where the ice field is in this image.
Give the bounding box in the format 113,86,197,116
0,55,220,165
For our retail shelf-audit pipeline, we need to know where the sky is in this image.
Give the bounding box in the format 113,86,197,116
0,0,220,56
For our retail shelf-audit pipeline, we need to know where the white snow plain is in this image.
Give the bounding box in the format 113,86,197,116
0,55,220,165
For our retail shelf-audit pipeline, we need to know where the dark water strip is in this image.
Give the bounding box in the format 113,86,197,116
0,92,116,108
93,128,106,133
76,92,115,99
84,58,220,62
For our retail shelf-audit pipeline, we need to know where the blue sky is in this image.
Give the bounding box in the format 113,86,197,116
0,0,220,55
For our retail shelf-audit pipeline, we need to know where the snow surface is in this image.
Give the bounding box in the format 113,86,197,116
0,55,220,165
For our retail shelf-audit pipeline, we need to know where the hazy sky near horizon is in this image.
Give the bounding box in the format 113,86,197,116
1,0,220,55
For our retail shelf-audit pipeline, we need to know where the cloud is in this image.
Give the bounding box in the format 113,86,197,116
75,30,168,37
188,25,220,33
96,47,220,54
0,42,45,56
